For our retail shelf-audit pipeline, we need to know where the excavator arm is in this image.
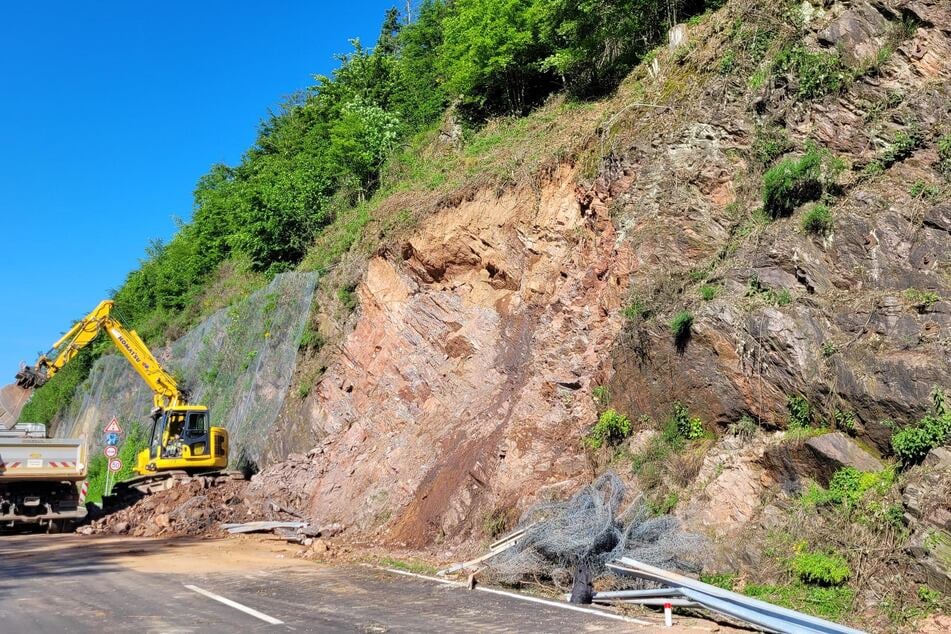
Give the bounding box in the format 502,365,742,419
15,300,188,412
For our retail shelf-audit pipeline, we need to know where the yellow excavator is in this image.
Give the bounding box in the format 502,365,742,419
15,300,228,476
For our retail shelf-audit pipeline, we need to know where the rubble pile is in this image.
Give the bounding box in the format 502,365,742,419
80,476,292,537
246,450,323,518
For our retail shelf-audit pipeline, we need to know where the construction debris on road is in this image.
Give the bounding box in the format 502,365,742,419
222,520,344,547
79,475,281,537
75,471,345,544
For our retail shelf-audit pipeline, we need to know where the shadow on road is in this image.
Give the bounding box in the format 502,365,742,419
0,534,209,599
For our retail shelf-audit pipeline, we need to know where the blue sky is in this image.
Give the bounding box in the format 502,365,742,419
0,0,396,373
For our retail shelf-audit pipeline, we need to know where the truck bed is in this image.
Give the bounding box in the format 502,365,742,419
0,436,87,482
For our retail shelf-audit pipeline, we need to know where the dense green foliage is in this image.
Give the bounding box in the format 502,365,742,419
729,414,758,439
787,394,813,429
832,408,856,434
700,572,736,590
669,310,693,340
672,401,704,440
938,134,951,176
903,288,941,313
439,0,553,116
744,583,855,620
791,550,851,586
746,275,793,307
881,128,923,168
774,46,847,99
532,0,699,97
801,204,832,235
591,385,610,408
752,125,792,166
699,284,719,301
891,388,951,466
622,294,649,322
801,466,898,513
584,408,633,449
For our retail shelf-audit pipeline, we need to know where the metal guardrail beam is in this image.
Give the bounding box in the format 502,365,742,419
593,588,684,600
605,598,699,607
608,558,867,634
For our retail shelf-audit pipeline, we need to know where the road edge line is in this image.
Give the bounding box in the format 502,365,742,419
381,567,651,626
185,584,285,625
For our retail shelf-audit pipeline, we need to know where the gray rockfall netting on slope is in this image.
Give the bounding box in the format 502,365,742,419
485,472,706,589
50,271,317,470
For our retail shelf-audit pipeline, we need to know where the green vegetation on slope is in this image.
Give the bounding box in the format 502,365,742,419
110,0,721,345
891,388,951,466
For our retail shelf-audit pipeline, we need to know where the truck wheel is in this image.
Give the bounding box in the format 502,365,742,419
46,520,72,534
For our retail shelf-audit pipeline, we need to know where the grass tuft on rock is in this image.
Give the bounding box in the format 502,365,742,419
762,145,823,218
801,204,833,235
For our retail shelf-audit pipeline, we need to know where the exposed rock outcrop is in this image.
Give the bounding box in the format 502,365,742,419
273,170,633,546
251,0,950,564
757,431,885,491
903,447,951,592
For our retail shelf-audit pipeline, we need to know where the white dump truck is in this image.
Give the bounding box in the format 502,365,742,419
0,423,87,529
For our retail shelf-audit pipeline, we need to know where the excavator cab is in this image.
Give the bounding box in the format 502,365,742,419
136,406,228,475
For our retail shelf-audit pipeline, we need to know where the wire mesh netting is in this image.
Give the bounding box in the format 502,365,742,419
485,472,707,588
50,271,318,469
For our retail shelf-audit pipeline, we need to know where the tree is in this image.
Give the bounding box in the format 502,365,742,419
439,0,556,117
377,6,402,55
533,0,687,95
392,0,449,127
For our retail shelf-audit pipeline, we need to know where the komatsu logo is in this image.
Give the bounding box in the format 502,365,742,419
110,329,151,370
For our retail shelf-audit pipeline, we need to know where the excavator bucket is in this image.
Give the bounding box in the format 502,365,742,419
0,383,31,429
14,365,46,390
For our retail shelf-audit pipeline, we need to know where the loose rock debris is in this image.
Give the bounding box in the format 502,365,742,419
79,476,290,537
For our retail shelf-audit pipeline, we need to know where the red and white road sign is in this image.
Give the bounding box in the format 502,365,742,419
108,458,122,472
104,445,119,458
104,418,122,434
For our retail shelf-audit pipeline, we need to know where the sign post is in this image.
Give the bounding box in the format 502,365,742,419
103,417,124,497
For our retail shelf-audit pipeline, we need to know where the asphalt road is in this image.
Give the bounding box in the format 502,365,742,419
0,533,670,633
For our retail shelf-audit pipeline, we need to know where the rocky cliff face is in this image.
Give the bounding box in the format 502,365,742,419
254,0,949,551
605,0,950,451
253,171,635,545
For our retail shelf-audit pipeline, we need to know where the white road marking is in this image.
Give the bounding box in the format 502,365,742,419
184,584,284,625
381,567,652,626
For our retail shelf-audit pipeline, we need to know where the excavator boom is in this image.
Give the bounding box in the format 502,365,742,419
16,300,186,411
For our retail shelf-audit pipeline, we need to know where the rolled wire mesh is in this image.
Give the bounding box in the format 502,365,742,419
486,472,706,589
